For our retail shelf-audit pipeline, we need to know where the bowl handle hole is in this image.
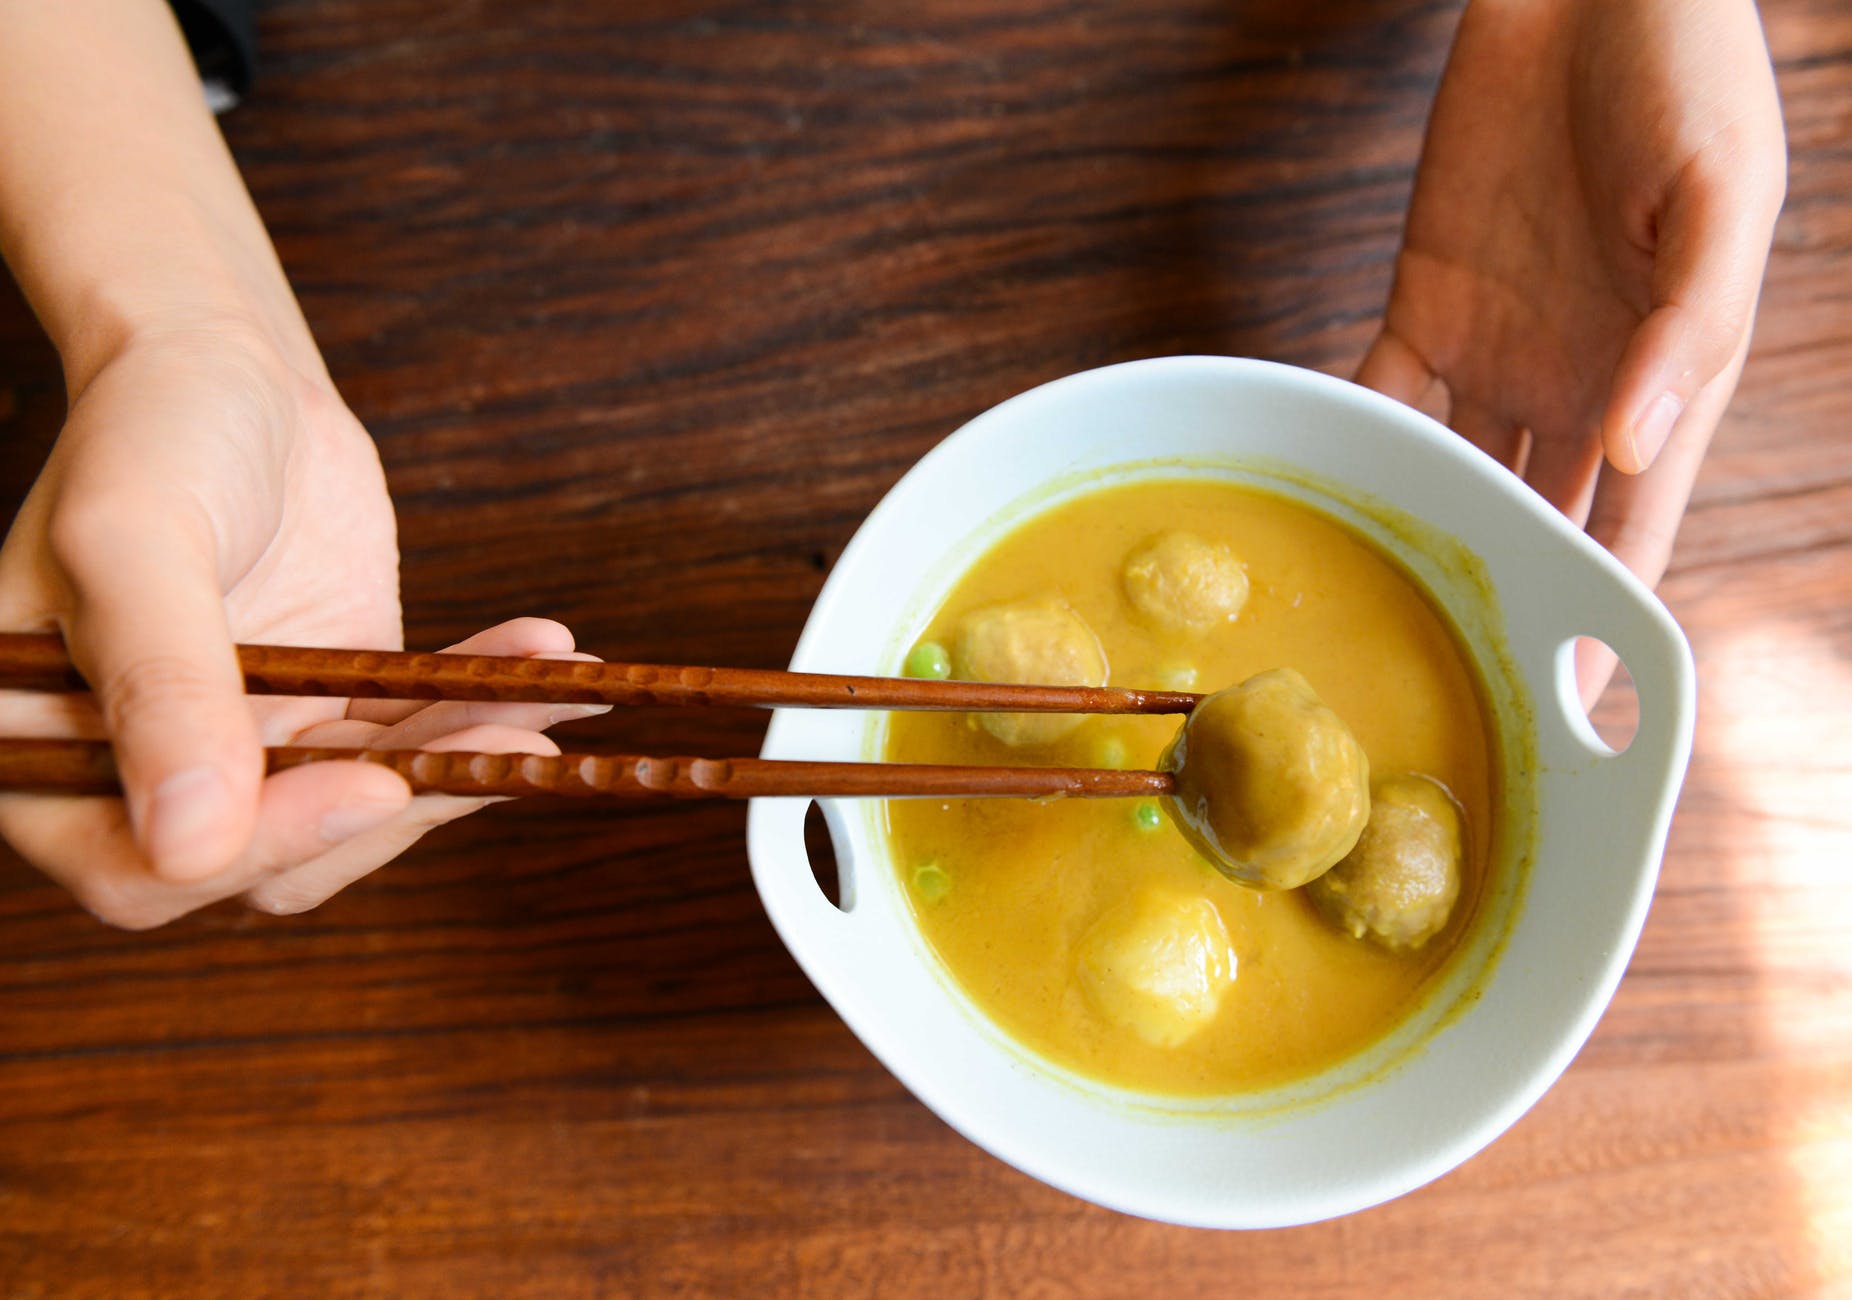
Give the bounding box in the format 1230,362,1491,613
1558,635,1640,755
803,799,852,912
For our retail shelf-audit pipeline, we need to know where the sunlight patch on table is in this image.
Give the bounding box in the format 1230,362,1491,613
1707,620,1852,1290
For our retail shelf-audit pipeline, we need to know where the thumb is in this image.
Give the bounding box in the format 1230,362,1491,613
51,500,263,881
1602,141,1783,475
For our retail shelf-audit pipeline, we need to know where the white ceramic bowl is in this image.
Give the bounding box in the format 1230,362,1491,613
746,356,1695,1228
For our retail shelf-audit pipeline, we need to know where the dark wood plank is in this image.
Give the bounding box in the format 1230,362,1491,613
2,0,1848,1294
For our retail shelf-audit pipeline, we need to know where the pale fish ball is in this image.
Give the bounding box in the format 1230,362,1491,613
952,598,1108,747
1077,889,1237,1048
1122,532,1249,632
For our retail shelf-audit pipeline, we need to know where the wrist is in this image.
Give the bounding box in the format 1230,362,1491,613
49,211,321,403
0,0,326,399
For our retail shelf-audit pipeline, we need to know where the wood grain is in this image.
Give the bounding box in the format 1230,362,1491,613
2,1,1848,1296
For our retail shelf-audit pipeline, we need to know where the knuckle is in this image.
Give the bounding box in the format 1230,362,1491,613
1686,302,1751,374
46,492,143,577
95,655,225,734
1683,134,1738,192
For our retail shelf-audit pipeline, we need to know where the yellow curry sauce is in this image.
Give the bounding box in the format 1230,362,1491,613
883,479,1498,1095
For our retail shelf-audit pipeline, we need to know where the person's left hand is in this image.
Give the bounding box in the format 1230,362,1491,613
1358,0,1786,694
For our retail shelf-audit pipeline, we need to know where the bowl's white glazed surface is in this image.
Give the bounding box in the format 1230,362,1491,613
746,357,1695,1227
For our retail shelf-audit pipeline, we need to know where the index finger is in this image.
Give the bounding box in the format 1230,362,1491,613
1586,335,1745,591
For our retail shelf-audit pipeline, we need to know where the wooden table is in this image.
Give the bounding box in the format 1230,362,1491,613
3,2,1848,1294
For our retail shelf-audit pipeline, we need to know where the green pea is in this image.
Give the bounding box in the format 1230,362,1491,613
1133,800,1163,831
912,863,952,902
905,640,952,680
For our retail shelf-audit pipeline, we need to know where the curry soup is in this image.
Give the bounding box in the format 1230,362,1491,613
882,478,1498,1096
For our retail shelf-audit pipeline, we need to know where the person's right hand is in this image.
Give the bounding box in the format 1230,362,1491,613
0,319,604,928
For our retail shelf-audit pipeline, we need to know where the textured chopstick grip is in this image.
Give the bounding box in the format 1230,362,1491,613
0,739,1177,801
0,633,1202,715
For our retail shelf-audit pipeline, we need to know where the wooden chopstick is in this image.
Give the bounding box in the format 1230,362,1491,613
0,633,1191,801
0,739,1176,801
0,632,1201,715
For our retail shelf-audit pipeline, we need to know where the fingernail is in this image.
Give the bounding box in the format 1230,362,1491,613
546,702,612,726
1632,391,1684,469
319,797,405,845
145,765,236,874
